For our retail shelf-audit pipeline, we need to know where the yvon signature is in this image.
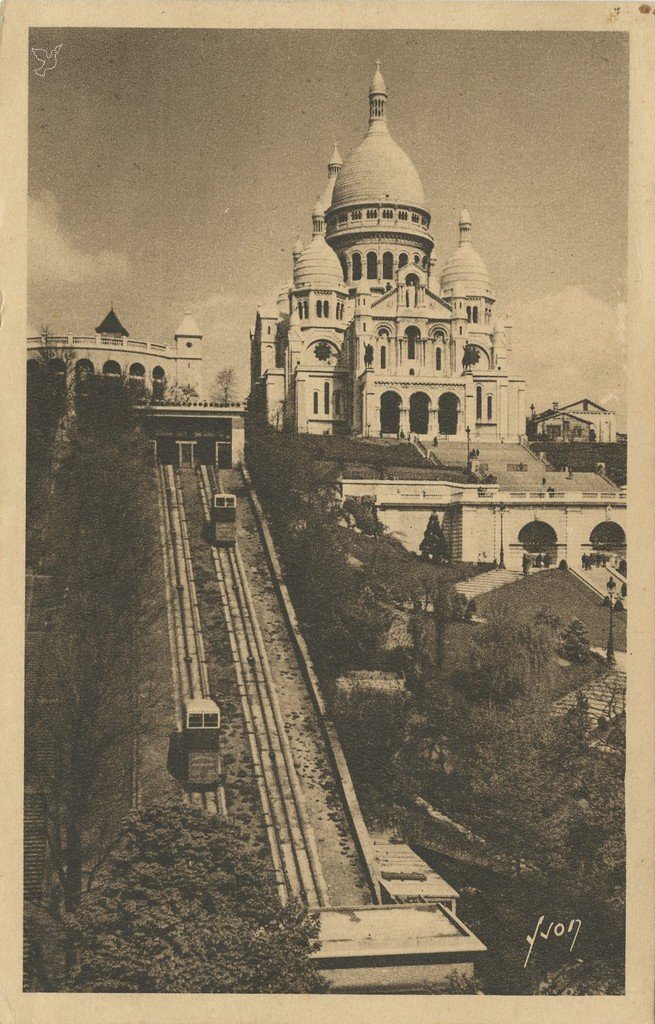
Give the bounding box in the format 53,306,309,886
524,915,582,968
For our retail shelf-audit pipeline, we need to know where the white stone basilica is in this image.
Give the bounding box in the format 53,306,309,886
250,64,526,442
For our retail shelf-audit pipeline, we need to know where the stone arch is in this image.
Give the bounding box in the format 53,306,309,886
518,520,558,556
102,359,122,377
590,521,626,553
366,251,378,279
129,362,145,378
382,251,394,280
152,365,166,380
351,252,362,281
75,358,95,383
380,390,402,435
438,392,459,435
409,392,430,435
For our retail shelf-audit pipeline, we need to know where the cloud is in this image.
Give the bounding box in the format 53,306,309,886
28,191,130,285
509,285,627,429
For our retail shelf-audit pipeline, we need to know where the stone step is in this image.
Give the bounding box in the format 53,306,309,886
455,569,522,600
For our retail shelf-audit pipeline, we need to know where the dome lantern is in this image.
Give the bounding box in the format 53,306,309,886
312,199,326,237
369,60,388,125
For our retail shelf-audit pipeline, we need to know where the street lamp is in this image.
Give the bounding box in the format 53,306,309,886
466,425,471,462
606,575,616,666
499,503,506,569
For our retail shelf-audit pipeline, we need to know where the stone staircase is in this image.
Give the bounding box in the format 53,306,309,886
455,567,522,600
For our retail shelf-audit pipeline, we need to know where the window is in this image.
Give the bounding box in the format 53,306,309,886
338,214,348,226
398,210,408,221
472,307,479,324
382,251,394,279
204,713,219,727
316,300,322,317
188,714,203,728
352,252,362,280
398,252,408,269
323,300,329,318
406,327,420,360
352,210,362,221
299,303,304,319
382,208,393,219
487,394,493,420
367,251,378,279
340,255,348,281
313,391,319,414
380,345,387,369
411,213,420,223
303,301,309,318
324,381,330,415
413,253,420,263
435,347,442,371
466,305,472,322
334,390,342,415
366,208,377,219
476,385,483,421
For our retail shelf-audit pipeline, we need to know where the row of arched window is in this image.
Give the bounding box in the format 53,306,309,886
476,385,494,421
341,250,427,283
371,331,445,371
312,382,342,416
298,300,346,321
332,209,430,229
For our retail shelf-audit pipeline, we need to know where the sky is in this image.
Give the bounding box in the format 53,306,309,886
28,28,629,424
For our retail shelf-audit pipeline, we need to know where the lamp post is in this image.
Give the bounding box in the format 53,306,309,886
606,575,616,666
499,503,506,569
466,424,471,463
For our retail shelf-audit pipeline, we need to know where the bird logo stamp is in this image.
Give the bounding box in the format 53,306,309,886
31,44,62,78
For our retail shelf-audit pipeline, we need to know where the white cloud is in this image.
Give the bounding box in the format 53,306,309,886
508,285,627,428
28,191,130,285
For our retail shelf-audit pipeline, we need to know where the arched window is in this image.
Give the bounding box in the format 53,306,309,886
313,391,319,414
382,251,394,279
323,300,329,318
466,306,472,322
352,252,362,280
129,362,145,378
405,326,420,360
476,385,483,421
299,303,304,319
340,255,348,281
413,253,420,264
398,253,408,269
324,381,330,415
473,306,479,324
487,394,493,420
103,360,122,377
334,390,342,415
366,251,378,279
380,345,387,370
316,300,322,318
304,301,309,319
435,347,442,371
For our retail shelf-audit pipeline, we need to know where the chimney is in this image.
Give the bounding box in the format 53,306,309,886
552,401,559,411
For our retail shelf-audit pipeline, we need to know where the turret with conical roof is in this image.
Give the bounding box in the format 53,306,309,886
96,306,129,337
440,210,493,301
321,143,343,210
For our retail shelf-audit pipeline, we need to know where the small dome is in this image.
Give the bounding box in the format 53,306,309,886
440,212,492,298
293,235,345,291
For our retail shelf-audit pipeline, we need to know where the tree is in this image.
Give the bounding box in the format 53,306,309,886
419,512,449,563
213,367,236,404
458,610,557,706
70,803,325,993
165,381,199,403
333,685,407,798
561,618,591,663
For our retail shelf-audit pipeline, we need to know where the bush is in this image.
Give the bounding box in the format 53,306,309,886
465,599,477,621
561,618,591,663
559,559,568,570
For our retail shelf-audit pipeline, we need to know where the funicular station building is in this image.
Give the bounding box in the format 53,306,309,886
27,308,245,467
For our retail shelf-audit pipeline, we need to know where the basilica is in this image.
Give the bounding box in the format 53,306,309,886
250,64,526,442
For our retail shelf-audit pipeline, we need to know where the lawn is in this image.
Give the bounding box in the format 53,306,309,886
475,569,626,652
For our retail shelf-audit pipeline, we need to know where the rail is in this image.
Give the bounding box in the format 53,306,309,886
156,465,226,817
197,465,328,908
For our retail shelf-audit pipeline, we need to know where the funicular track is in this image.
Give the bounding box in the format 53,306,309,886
156,463,227,818
196,463,328,908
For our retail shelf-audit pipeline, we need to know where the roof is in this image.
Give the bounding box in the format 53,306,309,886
534,408,594,426
330,70,426,211
175,312,202,338
95,307,129,337
311,905,486,962
336,671,405,693
293,234,345,291
373,841,459,902
440,213,492,299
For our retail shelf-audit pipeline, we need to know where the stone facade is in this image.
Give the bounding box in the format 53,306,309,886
250,65,526,442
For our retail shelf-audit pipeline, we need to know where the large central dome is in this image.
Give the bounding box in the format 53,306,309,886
330,65,426,211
